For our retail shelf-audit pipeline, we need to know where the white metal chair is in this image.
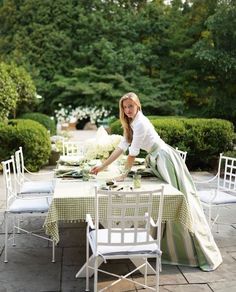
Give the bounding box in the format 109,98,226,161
62,141,85,156
1,157,55,263
85,186,164,292
196,153,236,229
175,147,187,162
14,147,54,195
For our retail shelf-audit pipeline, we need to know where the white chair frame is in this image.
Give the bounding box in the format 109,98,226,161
175,147,187,162
1,157,55,263
84,186,164,292
14,147,54,195
62,141,85,156
195,153,236,229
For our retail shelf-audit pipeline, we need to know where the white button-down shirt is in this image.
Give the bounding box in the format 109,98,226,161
118,111,161,156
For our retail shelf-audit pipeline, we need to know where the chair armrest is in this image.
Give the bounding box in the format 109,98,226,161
18,194,52,200
150,217,157,227
200,188,218,204
86,214,95,229
145,212,157,227
24,166,54,176
193,173,218,184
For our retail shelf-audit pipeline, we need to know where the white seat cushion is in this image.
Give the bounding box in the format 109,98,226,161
89,229,161,256
20,181,54,194
9,197,52,213
198,190,236,205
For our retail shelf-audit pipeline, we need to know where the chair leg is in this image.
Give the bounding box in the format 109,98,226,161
17,217,21,234
94,257,98,292
85,235,90,291
155,256,160,292
144,258,148,286
12,216,16,246
52,240,55,263
4,213,8,263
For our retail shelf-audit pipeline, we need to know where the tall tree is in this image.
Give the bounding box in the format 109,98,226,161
191,0,236,121
0,62,17,121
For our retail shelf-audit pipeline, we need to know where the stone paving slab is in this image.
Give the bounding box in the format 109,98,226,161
209,281,236,292
0,248,62,292
159,284,213,292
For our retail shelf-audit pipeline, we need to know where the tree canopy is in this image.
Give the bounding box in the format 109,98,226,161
0,0,235,122
0,62,36,121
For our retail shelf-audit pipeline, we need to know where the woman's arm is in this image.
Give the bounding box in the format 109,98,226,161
90,147,123,175
125,155,136,173
115,154,136,181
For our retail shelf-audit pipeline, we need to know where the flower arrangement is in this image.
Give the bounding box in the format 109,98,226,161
54,104,110,125
54,104,73,124
84,126,122,161
72,106,110,124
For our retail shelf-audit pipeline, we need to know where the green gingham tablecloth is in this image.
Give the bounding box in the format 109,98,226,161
43,178,193,244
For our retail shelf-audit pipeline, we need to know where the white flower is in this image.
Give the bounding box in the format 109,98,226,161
84,126,122,160
55,105,111,125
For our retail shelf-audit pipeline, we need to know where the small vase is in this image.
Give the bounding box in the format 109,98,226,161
133,173,141,188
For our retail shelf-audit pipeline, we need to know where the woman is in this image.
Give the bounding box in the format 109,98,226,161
91,92,222,271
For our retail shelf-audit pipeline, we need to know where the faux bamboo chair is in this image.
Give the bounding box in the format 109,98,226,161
175,147,187,162
2,157,55,263
62,141,85,156
14,147,54,195
85,185,164,292
196,153,236,229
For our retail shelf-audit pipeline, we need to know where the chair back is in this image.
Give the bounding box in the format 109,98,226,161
218,153,236,193
62,141,85,156
94,186,164,250
1,157,17,209
15,146,25,185
175,147,187,162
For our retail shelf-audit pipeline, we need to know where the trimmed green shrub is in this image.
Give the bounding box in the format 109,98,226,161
0,119,51,171
110,116,234,170
224,150,236,158
109,117,187,148
20,112,56,135
182,119,234,169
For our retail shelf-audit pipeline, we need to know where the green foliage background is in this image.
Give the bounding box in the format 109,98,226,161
0,0,235,123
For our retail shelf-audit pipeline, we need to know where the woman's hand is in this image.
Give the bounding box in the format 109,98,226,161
114,174,127,182
90,165,104,175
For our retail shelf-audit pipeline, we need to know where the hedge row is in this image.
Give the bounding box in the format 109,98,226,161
110,117,235,170
20,112,56,135
0,119,51,171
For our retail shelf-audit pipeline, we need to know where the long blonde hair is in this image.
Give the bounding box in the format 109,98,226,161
119,92,141,143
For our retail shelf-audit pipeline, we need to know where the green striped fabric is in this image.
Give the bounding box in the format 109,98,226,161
146,142,222,271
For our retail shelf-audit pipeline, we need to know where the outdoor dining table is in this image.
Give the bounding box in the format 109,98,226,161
43,155,194,276
43,155,193,244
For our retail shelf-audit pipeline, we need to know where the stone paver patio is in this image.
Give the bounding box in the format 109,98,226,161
0,130,235,292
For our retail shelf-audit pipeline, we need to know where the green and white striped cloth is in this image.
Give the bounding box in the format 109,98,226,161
146,140,222,271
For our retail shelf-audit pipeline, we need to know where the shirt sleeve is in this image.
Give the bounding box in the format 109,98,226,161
128,120,146,156
117,136,129,152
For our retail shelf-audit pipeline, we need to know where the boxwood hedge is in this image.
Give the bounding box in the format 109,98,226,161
0,119,51,171
110,117,235,170
20,112,56,135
